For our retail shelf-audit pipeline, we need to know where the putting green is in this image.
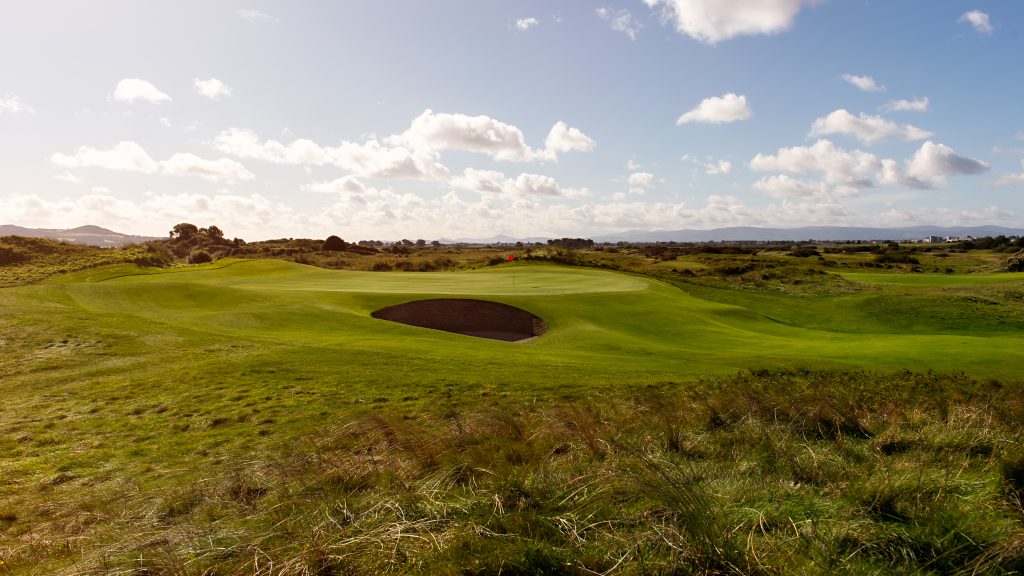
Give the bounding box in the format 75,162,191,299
11,259,1024,382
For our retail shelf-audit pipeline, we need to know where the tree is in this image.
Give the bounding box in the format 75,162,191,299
416,239,426,247
431,240,442,249
323,235,347,251
203,225,224,239
170,223,199,241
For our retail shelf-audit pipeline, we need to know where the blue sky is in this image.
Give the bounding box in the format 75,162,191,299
1,1,1021,240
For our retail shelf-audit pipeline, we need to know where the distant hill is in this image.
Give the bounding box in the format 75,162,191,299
0,225,162,247
590,225,1024,243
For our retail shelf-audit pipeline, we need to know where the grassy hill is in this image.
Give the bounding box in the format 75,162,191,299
2,258,1024,573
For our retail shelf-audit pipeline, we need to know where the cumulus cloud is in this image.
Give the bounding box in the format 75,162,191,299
644,0,820,44
212,127,449,180
959,10,993,35
684,155,733,175
544,121,596,155
596,7,642,40
677,93,752,125
392,109,594,162
452,168,589,199
751,138,989,194
841,74,885,92
626,171,656,195
303,176,369,195
51,141,160,173
51,141,254,182
237,8,278,24
112,78,172,104
995,160,1024,187
53,172,82,184
393,109,534,161
515,17,539,31
808,109,932,144
753,174,855,199
194,78,232,100
904,141,989,188
0,94,34,115
628,172,656,188
160,153,254,182
881,97,929,113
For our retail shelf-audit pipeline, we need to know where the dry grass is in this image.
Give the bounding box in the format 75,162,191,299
4,370,1023,574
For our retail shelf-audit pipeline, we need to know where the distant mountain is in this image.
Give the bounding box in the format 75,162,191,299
0,224,162,246
590,225,1024,243
441,234,549,244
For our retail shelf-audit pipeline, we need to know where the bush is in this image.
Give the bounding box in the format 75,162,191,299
323,235,347,251
187,249,213,264
0,245,28,266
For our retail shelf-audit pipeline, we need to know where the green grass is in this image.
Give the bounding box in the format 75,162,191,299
3,257,1024,573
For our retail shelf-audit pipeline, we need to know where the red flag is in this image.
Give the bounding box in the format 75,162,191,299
507,254,515,261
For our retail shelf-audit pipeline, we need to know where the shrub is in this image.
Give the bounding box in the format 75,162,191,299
187,249,213,264
0,245,28,266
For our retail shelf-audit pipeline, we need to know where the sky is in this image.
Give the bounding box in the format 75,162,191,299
1,0,1022,241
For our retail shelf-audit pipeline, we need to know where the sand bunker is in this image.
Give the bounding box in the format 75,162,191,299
371,299,548,342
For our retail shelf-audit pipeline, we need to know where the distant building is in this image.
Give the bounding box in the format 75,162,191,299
923,236,945,244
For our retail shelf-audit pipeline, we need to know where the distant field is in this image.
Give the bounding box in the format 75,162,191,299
3,258,1024,573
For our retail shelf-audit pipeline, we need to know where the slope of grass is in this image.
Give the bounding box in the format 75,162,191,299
3,258,1024,573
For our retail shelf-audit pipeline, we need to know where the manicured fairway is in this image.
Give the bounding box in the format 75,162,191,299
8,258,1023,383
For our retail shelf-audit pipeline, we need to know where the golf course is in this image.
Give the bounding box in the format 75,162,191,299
3,252,1024,573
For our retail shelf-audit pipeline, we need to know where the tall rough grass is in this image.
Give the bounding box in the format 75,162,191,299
4,370,1024,574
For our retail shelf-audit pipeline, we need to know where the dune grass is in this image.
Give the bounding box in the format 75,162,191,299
2,258,1024,573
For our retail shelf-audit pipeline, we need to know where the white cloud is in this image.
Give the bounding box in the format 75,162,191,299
753,174,855,199
808,109,932,144
677,93,752,125
54,172,82,184
626,171,656,195
628,171,656,188
335,140,450,181
596,7,642,40
51,141,160,173
51,141,254,182
159,117,173,128
750,139,880,188
160,153,254,182
516,17,539,31
237,8,278,24
213,128,336,166
112,78,172,104
0,94,35,115
544,121,596,155
685,156,733,174
194,78,232,100
841,74,885,92
705,159,732,175
995,160,1024,187
904,141,989,188
90,186,112,194
303,176,369,195
212,127,450,180
645,0,820,44
881,97,929,113
393,109,534,161
959,10,993,35
392,109,593,162
452,168,589,199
